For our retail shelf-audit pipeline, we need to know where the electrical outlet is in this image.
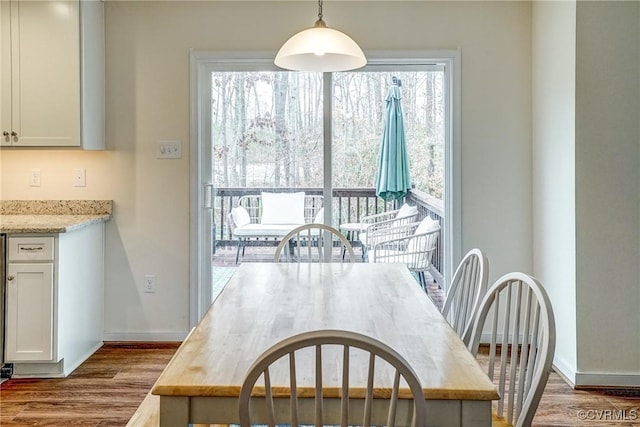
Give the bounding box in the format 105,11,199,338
30,169,41,187
144,274,156,293
73,168,86,187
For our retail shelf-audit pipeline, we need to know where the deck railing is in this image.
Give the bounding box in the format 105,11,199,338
213,187,444,281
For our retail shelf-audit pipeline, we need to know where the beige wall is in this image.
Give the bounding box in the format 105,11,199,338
574,0,640,385
533,0,640,386
1,2,533,340
532,0,577,383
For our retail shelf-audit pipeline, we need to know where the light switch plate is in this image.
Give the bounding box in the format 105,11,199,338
157,140,182,159
30,169,41,187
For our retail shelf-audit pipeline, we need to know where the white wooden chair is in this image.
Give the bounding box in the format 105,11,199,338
274,223,355,263
468,273,556,427
368,217,440,288
441,248,489,347
238,329,427,427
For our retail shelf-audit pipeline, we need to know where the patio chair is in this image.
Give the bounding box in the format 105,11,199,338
468,272,556,427
359,203,419,257
441,248,489,347
274,223,355,263
238,329,427,427
368,216,440,288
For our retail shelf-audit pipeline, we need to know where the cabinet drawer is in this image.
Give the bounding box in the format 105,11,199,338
8,237,55,261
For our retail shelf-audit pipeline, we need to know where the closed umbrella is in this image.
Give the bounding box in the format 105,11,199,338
375,77,411,202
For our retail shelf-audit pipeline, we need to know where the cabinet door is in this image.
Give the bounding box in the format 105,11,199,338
5,263,55,362
0,1,11,145
3,0,80,147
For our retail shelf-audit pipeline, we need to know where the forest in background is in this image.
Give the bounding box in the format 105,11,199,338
211,70,445,199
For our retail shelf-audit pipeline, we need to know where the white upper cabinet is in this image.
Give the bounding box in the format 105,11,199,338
0,0,104,149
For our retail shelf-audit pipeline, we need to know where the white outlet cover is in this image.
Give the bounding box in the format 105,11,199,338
73,168,86,187
30,169,41,187
144,274,156,293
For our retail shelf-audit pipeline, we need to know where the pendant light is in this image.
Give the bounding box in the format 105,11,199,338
274,0,367,72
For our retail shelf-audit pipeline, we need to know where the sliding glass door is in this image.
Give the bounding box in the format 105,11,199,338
190,52,458,325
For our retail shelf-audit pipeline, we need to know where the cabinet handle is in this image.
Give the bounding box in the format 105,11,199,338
7,275,14,282
10,131,17,136
19,246,44,252
2,131,8,137
204,184,214,209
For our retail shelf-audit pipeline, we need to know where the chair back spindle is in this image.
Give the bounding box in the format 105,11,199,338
274,224,355,263
441,248,489,346
238,330,427,427
469,273,556,427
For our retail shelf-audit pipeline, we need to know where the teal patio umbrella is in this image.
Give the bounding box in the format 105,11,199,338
375,77,411,202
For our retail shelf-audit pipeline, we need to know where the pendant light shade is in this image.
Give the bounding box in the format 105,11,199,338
275,0,366,72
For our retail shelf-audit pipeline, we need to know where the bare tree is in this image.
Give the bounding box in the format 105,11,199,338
212,70,445,198
273,73,289,187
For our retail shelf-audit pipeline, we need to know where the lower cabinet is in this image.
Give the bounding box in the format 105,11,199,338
5,262,54,361
5,223,104,377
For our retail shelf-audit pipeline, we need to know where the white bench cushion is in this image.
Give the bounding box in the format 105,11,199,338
231,206,251,227
233,223,301,237
397,203,418,218
313,207,324,223
261,192,305,225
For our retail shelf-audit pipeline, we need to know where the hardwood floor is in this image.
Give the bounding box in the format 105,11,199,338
1,341,638,426
0,343,180,426
475,347,640,427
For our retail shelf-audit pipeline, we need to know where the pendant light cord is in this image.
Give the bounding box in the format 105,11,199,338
314,0,326,28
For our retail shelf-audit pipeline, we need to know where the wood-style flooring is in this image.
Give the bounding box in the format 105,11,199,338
0,342,179,426
1,341,638,426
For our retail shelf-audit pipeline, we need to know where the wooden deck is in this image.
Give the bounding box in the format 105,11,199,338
213,187,446,282
213,242,362,265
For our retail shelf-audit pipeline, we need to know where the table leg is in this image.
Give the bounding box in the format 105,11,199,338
159,396,190,427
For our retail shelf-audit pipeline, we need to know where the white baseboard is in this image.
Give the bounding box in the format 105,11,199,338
11,342,104,379
575,372,640,388
481,337,639,388
102,331,188,342
64,342,104,376
551,356,577,388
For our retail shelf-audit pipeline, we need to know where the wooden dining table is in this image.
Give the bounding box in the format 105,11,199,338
152,262,499,426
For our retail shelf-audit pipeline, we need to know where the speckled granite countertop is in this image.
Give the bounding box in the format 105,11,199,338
0,200,112,234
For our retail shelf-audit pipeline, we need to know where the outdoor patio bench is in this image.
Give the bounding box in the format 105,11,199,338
227,192,324,263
